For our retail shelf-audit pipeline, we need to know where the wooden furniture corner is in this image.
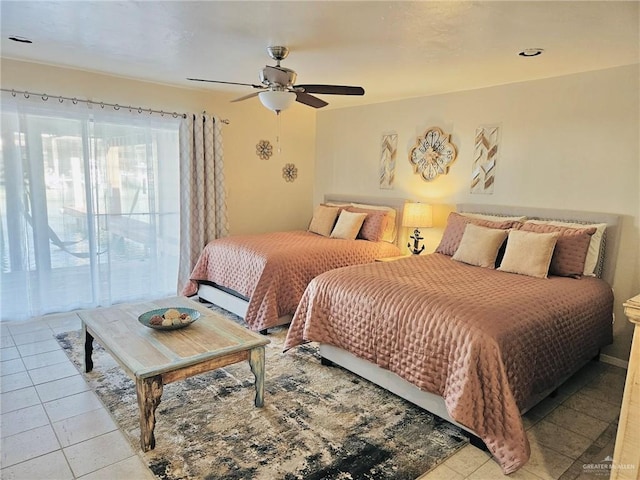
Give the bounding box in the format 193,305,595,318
610,294,640,479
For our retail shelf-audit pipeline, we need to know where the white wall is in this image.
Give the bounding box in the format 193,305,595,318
1,58,316,235
315,64,640,362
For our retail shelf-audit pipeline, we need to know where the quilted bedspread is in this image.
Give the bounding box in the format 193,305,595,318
182,231,401,331
284,253,614,474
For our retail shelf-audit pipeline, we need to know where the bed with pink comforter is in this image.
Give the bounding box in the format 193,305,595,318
182,230,401,331
284,253,614,474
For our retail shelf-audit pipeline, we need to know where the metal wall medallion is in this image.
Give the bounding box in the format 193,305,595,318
409,127,457,181
282,163,298,182
256,140,273,160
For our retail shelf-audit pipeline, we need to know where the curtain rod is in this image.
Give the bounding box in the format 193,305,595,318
1,88,230,124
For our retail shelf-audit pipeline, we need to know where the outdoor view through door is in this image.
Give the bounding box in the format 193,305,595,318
0,96,181,321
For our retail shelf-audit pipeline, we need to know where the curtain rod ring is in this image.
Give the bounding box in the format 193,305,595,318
58,97,64,103
42,94,48,101
11,89,16,97
114,104,120,110
72,98,78,104
138,107,142,114
24,92,30,99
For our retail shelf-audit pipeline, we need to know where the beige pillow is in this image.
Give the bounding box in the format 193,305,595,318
524,220,606,276
308,205,340,237
498,230,559,278
436,212,519,256
519,223,597,277
330,211,368,240
452,224,509,269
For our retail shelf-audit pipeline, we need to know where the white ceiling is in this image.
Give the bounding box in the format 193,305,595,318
1,1,638,110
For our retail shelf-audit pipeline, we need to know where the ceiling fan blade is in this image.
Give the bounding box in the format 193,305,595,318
295,84,365,96
187,78,263,89
295,92,329,109
231,92,261,103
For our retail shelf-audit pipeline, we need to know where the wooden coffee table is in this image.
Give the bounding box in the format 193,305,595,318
78,296,270,451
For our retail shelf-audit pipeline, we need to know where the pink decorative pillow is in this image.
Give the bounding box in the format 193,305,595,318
436,212,519,256
347,206,388,242
519,223,597,277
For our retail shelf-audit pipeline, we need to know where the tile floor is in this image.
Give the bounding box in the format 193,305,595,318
1,311,627,480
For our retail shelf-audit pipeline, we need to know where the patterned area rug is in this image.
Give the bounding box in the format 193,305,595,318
57,305,468,480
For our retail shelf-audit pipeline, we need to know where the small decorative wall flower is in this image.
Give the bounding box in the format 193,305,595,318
256,140,273,160
282,163,298,182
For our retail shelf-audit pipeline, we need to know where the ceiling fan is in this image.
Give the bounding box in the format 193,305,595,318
187,46,365,113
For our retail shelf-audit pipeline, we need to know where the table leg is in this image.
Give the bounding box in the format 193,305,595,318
136,375,163,451
248,346,265,407
83,326,94,373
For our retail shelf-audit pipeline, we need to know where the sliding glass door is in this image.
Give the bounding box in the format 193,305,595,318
0,96,181,321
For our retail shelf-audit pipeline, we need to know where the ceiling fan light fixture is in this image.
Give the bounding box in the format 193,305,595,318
259,90,296,113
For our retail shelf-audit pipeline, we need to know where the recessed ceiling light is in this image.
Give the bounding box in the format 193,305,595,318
8,36,32,44
518,48,544,57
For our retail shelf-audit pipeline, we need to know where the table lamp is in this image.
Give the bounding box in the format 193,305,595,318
402,202,433,255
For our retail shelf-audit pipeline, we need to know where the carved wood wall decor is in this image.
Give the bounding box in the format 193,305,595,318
379,133,398,190
409,127,457,182
471,125,500,194
256,140,273,160
282,163,298,182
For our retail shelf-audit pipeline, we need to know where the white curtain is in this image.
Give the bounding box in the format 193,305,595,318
177,114,228,294
0,93,182,321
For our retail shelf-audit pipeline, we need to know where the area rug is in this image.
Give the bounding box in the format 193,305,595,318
57,305,468,480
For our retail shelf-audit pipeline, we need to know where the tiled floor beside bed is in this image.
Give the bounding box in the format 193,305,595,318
1,311,625,480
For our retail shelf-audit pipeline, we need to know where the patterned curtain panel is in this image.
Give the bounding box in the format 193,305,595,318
177,114,229,293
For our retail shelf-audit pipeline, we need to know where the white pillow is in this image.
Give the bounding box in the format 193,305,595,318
461,212,528,222
498,230,559,278
308,205,340,237
524,220,606,276
452,224,509,269
330,211,368,240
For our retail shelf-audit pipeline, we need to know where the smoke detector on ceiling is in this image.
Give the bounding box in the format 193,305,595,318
518,48,544,57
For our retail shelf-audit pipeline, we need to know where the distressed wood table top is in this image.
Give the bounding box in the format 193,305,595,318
79,296,269,380
78,295,270,451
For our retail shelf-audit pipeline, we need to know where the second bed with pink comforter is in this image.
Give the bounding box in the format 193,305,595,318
182,230,401,331
284,253,614,474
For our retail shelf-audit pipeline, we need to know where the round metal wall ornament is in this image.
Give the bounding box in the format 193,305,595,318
409,127,457,181
282,163,298,182
256,140,273,160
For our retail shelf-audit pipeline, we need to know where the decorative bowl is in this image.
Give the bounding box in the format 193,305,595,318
138,307,200,331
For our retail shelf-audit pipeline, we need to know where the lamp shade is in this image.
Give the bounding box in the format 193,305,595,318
402,202,433,228
258,90,297,112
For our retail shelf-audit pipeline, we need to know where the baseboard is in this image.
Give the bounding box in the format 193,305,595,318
600,354,629,370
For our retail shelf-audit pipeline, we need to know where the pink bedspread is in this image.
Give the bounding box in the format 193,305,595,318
284,253,614,474
182,231,401,331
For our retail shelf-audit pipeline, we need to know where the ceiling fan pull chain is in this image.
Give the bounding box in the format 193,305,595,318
276,111,282,154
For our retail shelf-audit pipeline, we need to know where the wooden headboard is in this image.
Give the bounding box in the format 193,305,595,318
456,203,621,285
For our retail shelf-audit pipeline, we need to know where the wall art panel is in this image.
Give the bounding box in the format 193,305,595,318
471,125,500,194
